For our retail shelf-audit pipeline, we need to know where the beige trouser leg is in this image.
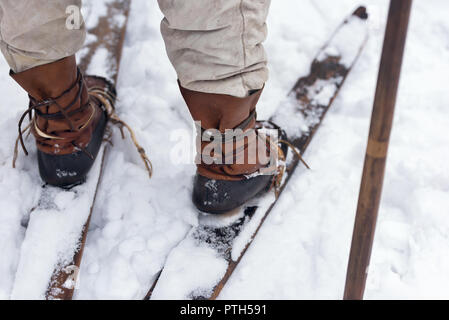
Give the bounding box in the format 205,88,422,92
0,0,86,73
157,0,270,98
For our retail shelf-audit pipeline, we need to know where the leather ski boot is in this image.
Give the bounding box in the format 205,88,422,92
180,85,287,215
11,56,114,187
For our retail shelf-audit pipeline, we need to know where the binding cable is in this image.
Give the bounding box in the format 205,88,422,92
13,123,32,168
279,139,310,170
88,86,153,179
267,137,311,198
13,85,153,180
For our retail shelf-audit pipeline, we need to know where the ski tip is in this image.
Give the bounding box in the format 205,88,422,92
353,6,369,20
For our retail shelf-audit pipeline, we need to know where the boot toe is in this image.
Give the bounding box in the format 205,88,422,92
193,121,289,215
192,173,273,215
37,111,107,188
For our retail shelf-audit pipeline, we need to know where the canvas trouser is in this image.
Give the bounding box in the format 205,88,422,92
0,0,270,97
157,0,270,97
0,0,86,73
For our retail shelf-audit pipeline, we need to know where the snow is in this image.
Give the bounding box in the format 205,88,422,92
10,147,105,299
317,15,369,67
81,0,110,30
231,193,277,262
151,233,228,300
271,96,308,138
1,0,449,300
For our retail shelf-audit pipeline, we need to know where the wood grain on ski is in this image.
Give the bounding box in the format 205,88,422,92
78,0,131,82
210,7,369,300
45,146,109,300
146,6,369,300
45,0,131,300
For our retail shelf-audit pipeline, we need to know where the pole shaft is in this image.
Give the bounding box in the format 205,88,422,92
344,0,412,300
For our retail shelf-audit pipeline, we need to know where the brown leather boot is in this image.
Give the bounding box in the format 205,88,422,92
180,84,287,214
11,56,113,187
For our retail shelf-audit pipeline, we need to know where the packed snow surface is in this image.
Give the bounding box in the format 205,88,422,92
1,0,449,299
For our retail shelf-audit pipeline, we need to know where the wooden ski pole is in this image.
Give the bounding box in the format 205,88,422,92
343,0,412,300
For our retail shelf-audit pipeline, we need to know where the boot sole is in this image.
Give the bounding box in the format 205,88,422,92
37,110,107,188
